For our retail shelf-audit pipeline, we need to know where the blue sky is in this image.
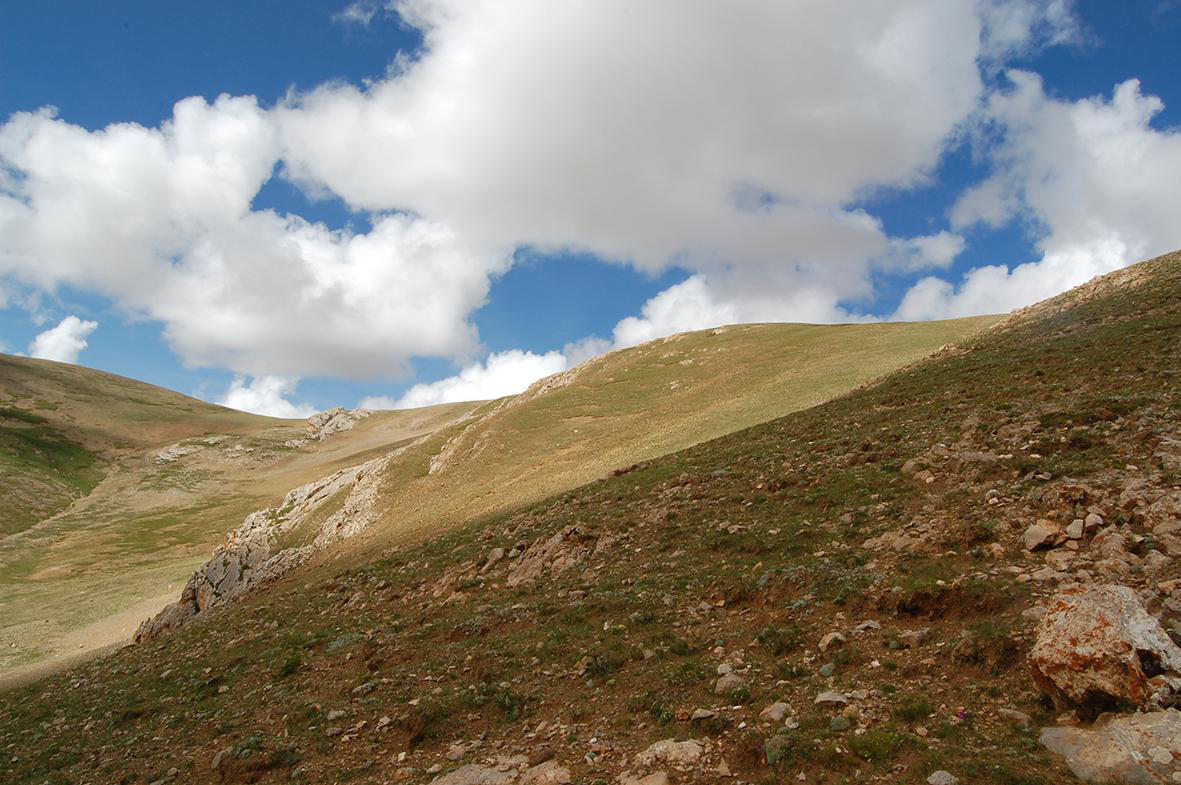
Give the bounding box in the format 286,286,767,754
1,1,1179,415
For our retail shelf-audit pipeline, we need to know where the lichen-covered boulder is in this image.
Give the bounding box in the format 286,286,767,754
1030,584,1181,716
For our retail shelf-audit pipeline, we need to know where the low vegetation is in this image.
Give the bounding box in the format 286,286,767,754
1,252,1178,784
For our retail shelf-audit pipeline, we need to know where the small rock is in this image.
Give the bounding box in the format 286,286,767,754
899,628,930,648
927,772,959,785
635,739,703,769
327,709,346,722
814,691,848,708
818,632,846,652
1024,521,1064,551
1065,519,1085,540
818,663,836,677
829,716,851,732
760,702,789,722
690,708,717,721
855,620,882,632
715,672,746,695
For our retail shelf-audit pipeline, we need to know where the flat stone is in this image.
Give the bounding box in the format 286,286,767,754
815,691,848,707
1024,521,1064,551
635,739,703,770
760,702,789,722
1040,709,1181,784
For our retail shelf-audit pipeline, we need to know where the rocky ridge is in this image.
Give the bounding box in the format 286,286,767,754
135,452,389,642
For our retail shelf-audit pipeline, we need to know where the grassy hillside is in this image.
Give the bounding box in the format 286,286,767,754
0,354,279,536
2,251,1174,784
0,316,989,685
0,355,480,681
361,317,996,551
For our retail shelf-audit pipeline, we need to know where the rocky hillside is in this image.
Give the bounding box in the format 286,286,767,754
2,250,1180,785
0,361,478,684
133,318,992,647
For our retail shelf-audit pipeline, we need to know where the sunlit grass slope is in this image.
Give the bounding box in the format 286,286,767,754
359,316,998,551
0,354,478,680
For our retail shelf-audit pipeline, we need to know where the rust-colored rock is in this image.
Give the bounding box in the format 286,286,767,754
1029,584,1181,717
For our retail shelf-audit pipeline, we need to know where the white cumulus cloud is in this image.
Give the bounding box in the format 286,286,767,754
276,0,998,337
219,375,316,418
897,73,1181,320
0,96,505,379
0,2,1113,393
28,315,98,364
364,349,568,409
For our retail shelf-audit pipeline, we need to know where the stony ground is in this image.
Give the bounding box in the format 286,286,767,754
1,251,1179,785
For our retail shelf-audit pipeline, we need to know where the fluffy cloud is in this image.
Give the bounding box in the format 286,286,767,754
364,349,567,409
219,375,316,418
0,2,1107,393
277,0,996,338
897,74,1181,320
28,315,97,364
0,96,505,378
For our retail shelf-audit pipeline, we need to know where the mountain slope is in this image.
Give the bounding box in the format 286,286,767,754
0,354,278,536
0,356,480,682
363,317,999,549
135,317,996,641
3,251,1176,784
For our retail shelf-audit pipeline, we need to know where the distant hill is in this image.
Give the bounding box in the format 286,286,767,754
0,354,279,536
361,317,1000,552
0,355,479,682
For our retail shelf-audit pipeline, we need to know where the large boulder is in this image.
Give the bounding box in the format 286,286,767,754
1040,709,1181,784
1029,585,1181,716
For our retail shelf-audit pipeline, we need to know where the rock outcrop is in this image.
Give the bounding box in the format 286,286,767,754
284,407,371,447
1040,709,1181,784
1029,584,1181,716
135,454,388,641
505,525,592,587
307,407,370,440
